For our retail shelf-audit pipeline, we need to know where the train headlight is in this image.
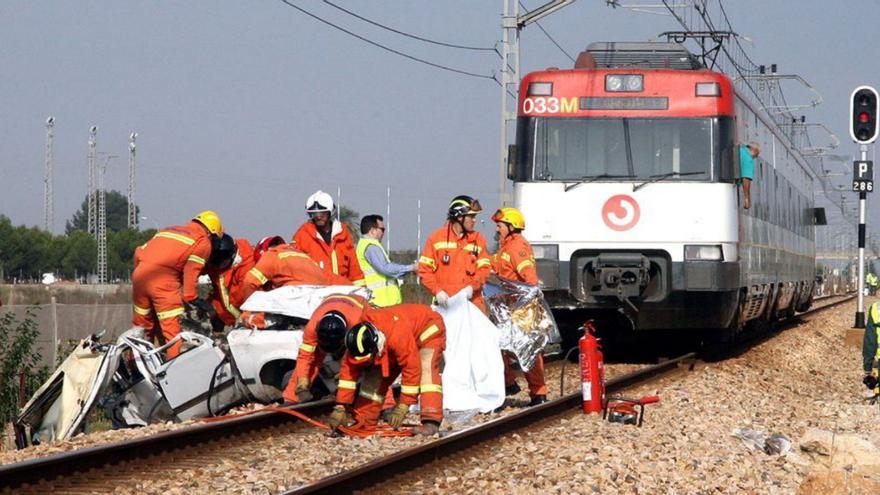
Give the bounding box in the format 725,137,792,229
527,82,553,96
532,244,559,260
695,82,721,97
605,74,643,92
684,244,723,261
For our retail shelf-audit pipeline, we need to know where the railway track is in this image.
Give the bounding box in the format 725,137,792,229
285,293,856,494
0,294,856,493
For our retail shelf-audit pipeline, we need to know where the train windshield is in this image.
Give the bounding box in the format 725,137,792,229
515,117,734,182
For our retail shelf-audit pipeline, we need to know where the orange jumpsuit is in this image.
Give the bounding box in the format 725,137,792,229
292,220,365,285
337,305,445,426
238,244,337,303
132,221,212,358
208,239,255,326
283,293,368,403
493,233,547,398
418,223,492,312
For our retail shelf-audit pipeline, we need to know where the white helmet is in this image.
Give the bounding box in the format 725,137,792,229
305,190,335,213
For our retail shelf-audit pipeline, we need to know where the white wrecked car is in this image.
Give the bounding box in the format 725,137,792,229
14,285,366,448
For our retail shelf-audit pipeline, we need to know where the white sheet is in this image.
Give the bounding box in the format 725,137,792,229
436,290,505,413
239,285,370,319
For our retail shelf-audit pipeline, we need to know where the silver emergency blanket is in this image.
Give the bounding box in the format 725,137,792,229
484,277,561,372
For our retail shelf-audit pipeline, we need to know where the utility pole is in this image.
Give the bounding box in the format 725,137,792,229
96,154,117,284
499,0,576,206
128,132,138,230
87,126,98,237
43,116,55,233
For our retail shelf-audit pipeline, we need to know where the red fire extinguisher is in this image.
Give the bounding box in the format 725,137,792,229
579,320,605,414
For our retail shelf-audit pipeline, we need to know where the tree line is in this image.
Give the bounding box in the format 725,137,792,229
0,191,155,282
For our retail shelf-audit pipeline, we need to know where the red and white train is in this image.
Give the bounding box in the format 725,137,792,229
509,42,834,337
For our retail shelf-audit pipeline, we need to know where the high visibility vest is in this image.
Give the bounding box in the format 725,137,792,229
356,238,403,307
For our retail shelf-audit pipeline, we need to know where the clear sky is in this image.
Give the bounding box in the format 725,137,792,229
1,1,878,249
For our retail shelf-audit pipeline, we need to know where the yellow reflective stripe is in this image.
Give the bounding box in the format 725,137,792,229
516,259,534,273
433,242,457,250
155,231,195,245
331,251,339,275
353,353,372,362
338,380,357,390
500,252,511,262
356,325,368,353
187,254,206,265
420,384,442,393
419,324,440,342
278,251,311,260
464,243,482,254
358,390,384,403
419,256,436,268
133,305,151,316
400,385,420,395
299,343,316,353
476,258,491,268
353,278,366,287
156,307,185,320
248,268,268,285
218,275,240,319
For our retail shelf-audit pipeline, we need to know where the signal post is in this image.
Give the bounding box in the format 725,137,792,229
850,86,878,328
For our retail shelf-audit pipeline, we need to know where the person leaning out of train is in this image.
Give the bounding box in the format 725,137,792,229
739,142,760,210
491,207,548,407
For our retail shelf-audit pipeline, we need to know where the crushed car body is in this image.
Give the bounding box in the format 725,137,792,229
14,285,366,449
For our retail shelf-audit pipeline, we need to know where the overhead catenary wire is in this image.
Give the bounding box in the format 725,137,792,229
518,1,576,63
277,0,496,81
322,0,498,53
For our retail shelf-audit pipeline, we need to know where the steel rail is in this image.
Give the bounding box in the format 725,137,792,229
285,353,695,495
284,293,857,494
0,399,335,491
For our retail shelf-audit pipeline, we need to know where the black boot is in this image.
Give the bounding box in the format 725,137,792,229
528,395,547,406
504,382,522,397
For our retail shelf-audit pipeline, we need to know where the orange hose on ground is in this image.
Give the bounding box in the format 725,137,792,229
201,406,415,438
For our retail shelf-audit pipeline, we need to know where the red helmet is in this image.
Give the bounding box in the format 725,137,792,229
253,235,285,263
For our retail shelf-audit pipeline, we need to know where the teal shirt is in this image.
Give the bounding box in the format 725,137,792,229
739,145,755,180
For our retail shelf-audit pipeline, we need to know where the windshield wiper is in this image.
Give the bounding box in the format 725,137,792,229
632,171,706,192
564,174,636,192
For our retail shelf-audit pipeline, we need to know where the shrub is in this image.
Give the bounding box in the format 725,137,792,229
0,309,50,425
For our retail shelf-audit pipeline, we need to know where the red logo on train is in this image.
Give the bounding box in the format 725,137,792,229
602,195,640,231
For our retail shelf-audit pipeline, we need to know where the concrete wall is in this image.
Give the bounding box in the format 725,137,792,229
1,301,131,369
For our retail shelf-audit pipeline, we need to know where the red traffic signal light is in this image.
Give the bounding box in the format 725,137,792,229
851,86,879,144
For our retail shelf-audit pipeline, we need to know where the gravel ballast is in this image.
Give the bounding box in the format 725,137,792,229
370,300,880,494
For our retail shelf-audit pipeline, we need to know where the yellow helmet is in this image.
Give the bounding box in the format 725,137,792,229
193,210,223,235
492,207,525,230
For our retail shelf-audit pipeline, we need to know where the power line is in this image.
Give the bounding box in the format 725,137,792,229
322,0,498,53
717,0,759,71
519,1,576,63
277,0,496,81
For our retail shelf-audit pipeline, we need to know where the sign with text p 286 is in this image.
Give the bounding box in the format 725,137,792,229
853,160,874,193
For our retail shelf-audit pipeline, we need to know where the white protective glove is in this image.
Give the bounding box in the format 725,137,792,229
462,286,474,300
435,291,450,307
